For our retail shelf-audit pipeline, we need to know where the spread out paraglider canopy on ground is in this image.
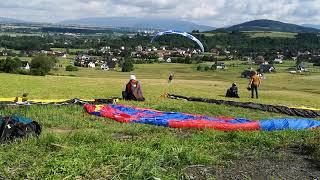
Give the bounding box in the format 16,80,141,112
151,30,205,52
168,94,320,118
84,104,320,131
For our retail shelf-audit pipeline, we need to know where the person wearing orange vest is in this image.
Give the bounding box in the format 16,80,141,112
249,71,261,99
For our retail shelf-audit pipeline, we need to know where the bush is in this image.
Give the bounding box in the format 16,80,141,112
196,65,202,71
195,58,203,64
122,59,134,72
66,65,78,71
202,56,209,61
17,69,30,75
0,57,22,73
170,57,194,64
296,56,304,68
204,66,210,71
30,56,57,76
184,57,192,64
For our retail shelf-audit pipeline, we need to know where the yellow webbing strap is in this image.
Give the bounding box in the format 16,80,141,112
289,106,320,111
0,98,95,103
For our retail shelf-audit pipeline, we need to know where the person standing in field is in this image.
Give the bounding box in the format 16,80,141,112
249,71,261,99
168,73,174,83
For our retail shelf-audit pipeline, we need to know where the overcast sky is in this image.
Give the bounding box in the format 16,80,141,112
1,0,320,27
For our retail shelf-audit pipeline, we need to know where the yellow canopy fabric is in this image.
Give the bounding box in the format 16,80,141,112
0,98,16,102
289,106,320,111
0,98,95,103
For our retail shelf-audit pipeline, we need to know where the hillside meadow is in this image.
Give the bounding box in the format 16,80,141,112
0,62,319,179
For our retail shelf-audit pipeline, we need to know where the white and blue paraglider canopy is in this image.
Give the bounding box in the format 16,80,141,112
150,30,205,52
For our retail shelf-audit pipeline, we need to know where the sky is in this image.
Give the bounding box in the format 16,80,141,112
0,0,320,27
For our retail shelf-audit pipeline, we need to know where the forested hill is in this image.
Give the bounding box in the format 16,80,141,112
219,19,320,33
1,32,320,53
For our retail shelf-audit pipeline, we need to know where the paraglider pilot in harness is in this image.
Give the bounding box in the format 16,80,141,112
226,83,240,98
122,75,145,101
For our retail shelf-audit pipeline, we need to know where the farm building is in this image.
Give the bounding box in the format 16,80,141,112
100,63,109,70
100,61,117,70
87,62,96,68
274,58,283,64
254,56,266,64
212,62,226,69
20,61,30,70
258,64,275,73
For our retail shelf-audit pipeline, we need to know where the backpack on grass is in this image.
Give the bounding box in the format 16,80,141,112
0,116,41,144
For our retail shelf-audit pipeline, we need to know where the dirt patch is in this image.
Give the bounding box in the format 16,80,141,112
182,165,216,179
174,129,193,139
183,145,320,179
47,127,75,134
112,132,137,141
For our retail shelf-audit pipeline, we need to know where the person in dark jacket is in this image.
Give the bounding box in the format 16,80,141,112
122,75,145,101
226,83,240,98
168,73,174,83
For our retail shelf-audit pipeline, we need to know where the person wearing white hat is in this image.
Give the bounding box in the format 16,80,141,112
122,75,145,101
130,75,136,81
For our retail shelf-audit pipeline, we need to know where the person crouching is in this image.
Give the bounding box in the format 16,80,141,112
226,83,240,98
122,75,145,101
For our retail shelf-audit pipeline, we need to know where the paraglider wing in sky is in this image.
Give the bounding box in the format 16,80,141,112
151,30,205,52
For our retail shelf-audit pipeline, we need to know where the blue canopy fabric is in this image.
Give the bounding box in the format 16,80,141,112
260,118,320,131
85,104,320,131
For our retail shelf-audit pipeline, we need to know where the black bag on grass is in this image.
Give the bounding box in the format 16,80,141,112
0,116,41,143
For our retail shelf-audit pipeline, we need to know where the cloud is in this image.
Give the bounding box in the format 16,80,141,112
0,0,319,27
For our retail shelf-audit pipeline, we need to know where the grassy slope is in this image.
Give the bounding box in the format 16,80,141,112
0,32,42,37
0,62,319,179
244,31,297,38
199,31,297,38
51,48,88,53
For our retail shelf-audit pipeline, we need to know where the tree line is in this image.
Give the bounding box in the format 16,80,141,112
1,32,320,52
0,56,58,76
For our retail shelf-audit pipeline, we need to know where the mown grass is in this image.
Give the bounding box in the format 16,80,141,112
1,105,319,179
14,61,320,107
196,31,297,38
0,32,42,37
0,62,319,179
244,31,297,38
51,48,88,53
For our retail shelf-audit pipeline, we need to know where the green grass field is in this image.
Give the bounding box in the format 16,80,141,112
198,31,297,38
0,62,319,179
244,31,297,38
51,48,88,53
0,32,43,37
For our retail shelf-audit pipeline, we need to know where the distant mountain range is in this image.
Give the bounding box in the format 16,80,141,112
0,17,26,24
220,19,320,33
302,24,320,30
60,17,215,32
2,17,320,33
